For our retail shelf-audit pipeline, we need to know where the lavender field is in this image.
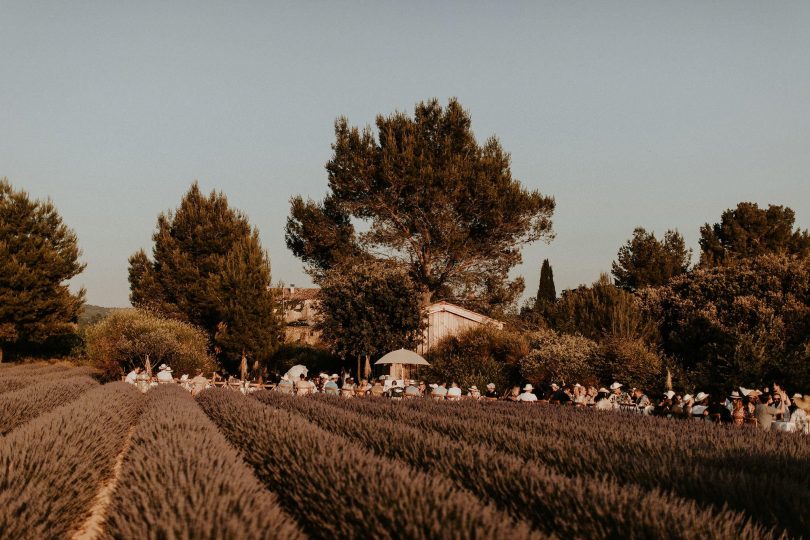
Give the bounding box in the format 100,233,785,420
0,364,807,540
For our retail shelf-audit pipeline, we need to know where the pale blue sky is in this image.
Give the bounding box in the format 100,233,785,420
2,1,809,307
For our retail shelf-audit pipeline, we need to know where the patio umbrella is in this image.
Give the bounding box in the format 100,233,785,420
375,349,430,366
284,364,308,380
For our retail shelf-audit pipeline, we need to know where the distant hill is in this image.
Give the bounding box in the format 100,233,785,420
78,304,117,327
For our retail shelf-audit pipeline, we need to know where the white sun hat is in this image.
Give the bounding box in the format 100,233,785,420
683,394,693,402
610,382,622,390
486,383,495,389
664,390,675,399
695,392,710,402
523,384,534,391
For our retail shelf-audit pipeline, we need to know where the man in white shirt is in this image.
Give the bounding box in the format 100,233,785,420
125,367,141,384
517,384,538,402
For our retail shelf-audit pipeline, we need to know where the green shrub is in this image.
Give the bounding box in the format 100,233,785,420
85,309,215,381
520,329,598,386
594,337,664,392
266,343,342,378
424,326,528,390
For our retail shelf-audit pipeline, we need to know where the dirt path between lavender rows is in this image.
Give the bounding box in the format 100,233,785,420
71,425,136,540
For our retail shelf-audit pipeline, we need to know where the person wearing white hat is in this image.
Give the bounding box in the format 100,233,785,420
484,383,499,401
608,382,624,410
594,388,612,410
404,380,421,398
467,386,481,400
275,374,294,394
446,382,462,401
156,364,174,383
691,392,710,419
790,395,810,434
516,384,537,402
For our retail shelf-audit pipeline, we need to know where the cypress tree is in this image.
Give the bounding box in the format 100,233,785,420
0,178,85,362
128,183,280,373
534,259,556,311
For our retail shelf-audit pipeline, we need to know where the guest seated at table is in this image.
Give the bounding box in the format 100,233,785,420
369,378,385,397
467,386,481,400
446,382,462,401
483,383,499,401
516,384,537,403
431,383,448,401
404,380,421,398
506,386,520,402
594,388,612,410
324,374,340,395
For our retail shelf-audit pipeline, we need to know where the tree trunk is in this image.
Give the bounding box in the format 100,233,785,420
0,346,3,364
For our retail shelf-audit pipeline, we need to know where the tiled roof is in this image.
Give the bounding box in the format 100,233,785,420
272,287,320,302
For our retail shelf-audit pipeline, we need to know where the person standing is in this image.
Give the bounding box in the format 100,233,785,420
753,390,787,431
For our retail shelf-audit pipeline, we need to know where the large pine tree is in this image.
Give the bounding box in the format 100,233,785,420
128,183,280,373
286,98,555,316
0,178,85,362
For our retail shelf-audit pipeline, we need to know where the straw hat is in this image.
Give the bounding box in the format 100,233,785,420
695,392,710,402
486,383,495,389
610,382,622,390
523,384,534,391
598,387,609,393
469,386,478,391
664,390,675,400
682,394,693,402
729,391,743,400
793,396,810,412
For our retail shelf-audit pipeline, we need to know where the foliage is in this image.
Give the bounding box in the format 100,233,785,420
519,329,598,385
267,343,343,378
0,375,98,435
129,182,281,373
653,254,810,392
0,178,85,362
593,337,664,392
197,388,533,539
0,382,143,539
535,258,556,308
612,227,691,290
699,202,810,267
550,273,657,342
105,386,302,539
286,98,555,316
84,309,215,380
424,325,528,390
316,260,424,363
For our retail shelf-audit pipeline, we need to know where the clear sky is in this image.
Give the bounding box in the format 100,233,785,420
2,1,809,307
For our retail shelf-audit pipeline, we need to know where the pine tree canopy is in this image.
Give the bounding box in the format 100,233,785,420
612,227,691,290
128,182,280,373
699,202,810,267
0,178,85,361
286,98,555,316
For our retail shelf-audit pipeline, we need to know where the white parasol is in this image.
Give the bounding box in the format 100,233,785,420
284,364,309,380
374,349,430,366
